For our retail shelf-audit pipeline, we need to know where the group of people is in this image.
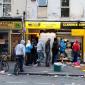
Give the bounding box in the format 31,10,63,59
14,37,80,72
52,38,80,63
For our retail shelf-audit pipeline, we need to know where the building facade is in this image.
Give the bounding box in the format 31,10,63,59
1,0,85,61
10,0,85,20
0,0,84,20
0,0,24,60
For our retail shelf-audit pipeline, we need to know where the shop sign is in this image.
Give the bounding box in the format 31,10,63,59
62,21,85,29
0,21,22,29
79,22,85,28
15,22,22,29
62,22,78,29
25,22,61,29
71,29,85,36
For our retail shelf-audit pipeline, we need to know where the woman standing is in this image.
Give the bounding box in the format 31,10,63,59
25,40,33,65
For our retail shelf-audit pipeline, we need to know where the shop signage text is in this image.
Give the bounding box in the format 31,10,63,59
0,21,22,29
25,22,61,29
62,22,85,29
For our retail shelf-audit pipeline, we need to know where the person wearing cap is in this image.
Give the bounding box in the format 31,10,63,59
15,39,25,72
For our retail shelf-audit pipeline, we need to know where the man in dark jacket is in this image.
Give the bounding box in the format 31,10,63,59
45,38,51,67
52,38,59,64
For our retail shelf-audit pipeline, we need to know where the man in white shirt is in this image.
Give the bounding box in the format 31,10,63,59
15,40,25,72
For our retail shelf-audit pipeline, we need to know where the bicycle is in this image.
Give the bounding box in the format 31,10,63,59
0,54,9,72
13,57,21,75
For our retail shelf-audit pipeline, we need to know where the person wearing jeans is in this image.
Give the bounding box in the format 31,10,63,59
37,39,44,66
15,40,25,72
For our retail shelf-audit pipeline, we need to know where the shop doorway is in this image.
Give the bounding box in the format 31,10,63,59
26,34,38,46
11,34,21,60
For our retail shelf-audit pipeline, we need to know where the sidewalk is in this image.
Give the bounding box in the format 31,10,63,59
8,62,85,77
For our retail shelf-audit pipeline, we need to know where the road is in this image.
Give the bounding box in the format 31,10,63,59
0,73,85,85
0,62,85,85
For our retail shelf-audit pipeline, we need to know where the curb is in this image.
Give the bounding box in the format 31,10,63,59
18,72,85,77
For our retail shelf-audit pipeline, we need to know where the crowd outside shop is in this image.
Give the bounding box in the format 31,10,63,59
13,36,81,70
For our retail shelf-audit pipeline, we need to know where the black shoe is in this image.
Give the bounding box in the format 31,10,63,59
46,64,50,67
37,62,41,66
20,69,24,72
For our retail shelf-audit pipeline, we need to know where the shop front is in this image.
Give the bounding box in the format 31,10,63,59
0,18,22,60
25,21,85,62
25,21,61,43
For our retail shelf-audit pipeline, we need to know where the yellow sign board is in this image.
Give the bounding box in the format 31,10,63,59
25,22,61,29
71,29,85,36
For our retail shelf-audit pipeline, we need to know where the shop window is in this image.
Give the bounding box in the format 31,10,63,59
0,33,8,54
37,6,47,18
61,0,69,17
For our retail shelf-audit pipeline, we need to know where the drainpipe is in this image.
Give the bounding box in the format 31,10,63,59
22,11,26,40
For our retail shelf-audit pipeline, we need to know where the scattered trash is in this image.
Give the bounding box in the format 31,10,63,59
64,82,80,85
43,71,48,73
0,70,5,75
54,75,58,77
74,66,80,68
80,65,85,71
7,74,12,76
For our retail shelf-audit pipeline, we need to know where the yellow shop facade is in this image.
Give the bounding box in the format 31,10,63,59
25,21,85,62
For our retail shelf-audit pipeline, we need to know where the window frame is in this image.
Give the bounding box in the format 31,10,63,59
37,0,48,7
37,6,47,18
3,3,11,16
2,0,11,17
61,0,70,17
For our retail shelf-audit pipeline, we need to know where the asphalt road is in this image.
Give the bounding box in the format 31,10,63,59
0,74,85,85
0,62,85,85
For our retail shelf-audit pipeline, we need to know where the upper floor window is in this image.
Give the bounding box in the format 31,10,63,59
3,4,11,16
3,0,11,3
31,0,36,1
0,0,3,3
37,0,48,7
37,0,48,18
61,0,69,17
37,7,47,18
61,0,69,6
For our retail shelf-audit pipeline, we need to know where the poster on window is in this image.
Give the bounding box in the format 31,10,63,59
0,39,5,44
